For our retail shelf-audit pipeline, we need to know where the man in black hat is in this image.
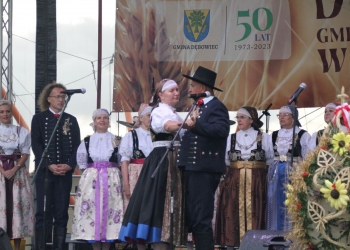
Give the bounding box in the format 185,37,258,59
177,66,230,250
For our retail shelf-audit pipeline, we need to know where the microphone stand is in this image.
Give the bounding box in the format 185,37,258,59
117,111,120,136
151,99,198,250
258,103,272,133
287,100,298,170
31,94,73,250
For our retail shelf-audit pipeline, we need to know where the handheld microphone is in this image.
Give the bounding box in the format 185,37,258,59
61,88,86,95
287,83,306,105
188,91,211,99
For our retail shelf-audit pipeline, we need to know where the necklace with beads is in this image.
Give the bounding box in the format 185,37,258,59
236,139,257,150
0,133,17,143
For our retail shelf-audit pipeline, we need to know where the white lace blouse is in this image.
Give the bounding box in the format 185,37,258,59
118,127,153,162
308,130,320,152
270,126,310,159
0,124,31,155
76,131,118,169
151,103,183,134
225,127,272,165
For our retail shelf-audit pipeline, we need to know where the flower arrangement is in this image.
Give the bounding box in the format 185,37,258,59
320,179,349,210
286,97,350,249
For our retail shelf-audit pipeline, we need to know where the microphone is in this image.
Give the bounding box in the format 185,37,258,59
287,83,306,105
188,91,211,99
61,88,86,95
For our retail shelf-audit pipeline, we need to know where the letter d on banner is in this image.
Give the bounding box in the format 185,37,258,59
316,0,342,19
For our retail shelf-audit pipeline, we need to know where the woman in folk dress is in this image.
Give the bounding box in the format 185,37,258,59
267,105,310,230
119,103,153,211
215,106,271,247
119,79,193,250
0,100,34,250
71,109,123,250
308,102,339,151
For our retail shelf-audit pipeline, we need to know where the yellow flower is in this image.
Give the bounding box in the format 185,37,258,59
285,193,291,205
320,179,349,210
331,132,350,156
284,184,293,206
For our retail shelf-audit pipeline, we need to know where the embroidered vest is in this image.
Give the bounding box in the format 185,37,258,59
272,129,306,157
228,131,266,162
84,136,119,164
131,130,146,159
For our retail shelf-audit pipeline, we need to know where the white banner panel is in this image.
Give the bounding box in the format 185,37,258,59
155,0,291,61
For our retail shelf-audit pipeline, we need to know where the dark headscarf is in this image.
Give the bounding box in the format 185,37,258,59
239,106,264,131
279,105,302,127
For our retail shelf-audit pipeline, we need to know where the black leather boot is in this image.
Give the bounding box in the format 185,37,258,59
52,227,67,250
193,232,214,250
35,228,44,250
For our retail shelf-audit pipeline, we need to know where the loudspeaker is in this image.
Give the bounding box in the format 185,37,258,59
0,227,12,250
239,230,292,250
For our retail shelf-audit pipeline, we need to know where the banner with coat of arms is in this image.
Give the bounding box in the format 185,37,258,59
113,0,350,112
183,9,210,43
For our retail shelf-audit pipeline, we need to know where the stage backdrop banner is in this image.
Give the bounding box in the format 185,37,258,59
113,0,350,112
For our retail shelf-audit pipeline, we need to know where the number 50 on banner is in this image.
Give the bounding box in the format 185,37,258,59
155,0,291,61
229,0,291,60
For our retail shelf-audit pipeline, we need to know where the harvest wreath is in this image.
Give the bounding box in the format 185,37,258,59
286,87,350,250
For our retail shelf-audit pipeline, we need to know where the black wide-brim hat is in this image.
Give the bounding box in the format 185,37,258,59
182,66,223,92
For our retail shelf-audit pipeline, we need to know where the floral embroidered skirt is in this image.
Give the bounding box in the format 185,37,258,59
71,163,123,241
0,166,34,238
119,146,187,245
